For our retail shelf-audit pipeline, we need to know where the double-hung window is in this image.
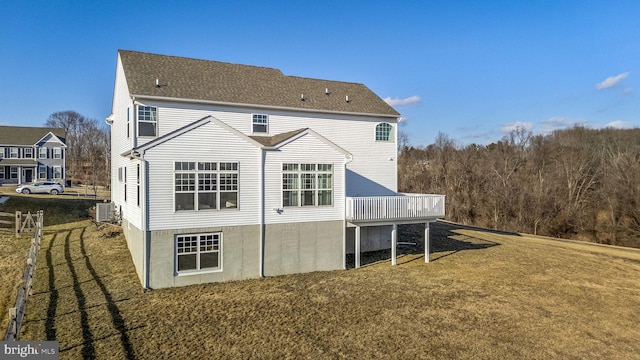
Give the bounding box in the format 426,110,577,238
375,123,393,142
24,148,33,158
38,165,47,180
0,147,5,158
174,161,239,211
10,148,19,158
176,233,222,273
10,167,18,179
53,148,62,159
137,105,157,137
39,147,47,159
0,167,4,179
282,163,333,207
53,166,62,179
252,114,268,133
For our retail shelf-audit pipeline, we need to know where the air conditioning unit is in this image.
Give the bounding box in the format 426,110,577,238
96,202,115,222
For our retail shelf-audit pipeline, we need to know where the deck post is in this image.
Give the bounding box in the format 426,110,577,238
355,225,361,269
391,224,397,266
425,222,430,263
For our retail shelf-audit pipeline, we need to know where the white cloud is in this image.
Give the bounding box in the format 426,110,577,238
622,88,633,95
596,72,630,90
539,117,586,134
384,95,421,106
0,120,11,126
604,120,633,129
500,121,533,133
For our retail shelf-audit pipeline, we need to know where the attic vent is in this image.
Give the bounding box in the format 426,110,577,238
155,78,160,87
345,95,350,103
300,94,305,101
325,88,330,95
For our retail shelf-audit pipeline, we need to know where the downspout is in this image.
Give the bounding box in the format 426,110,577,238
259,148,266,277
131,150,150,289
343,154,354,270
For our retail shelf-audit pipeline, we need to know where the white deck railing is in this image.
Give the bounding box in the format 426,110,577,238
345,194,445,223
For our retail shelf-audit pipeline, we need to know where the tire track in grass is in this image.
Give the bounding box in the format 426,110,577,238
79,226,136,360
64,228,95,359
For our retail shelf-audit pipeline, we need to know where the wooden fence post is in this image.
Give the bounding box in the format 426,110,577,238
15,211,21,237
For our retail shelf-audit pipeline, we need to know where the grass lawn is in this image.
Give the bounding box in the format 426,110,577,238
11,218,640,359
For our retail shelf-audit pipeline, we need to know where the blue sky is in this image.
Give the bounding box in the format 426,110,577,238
1,1,638,146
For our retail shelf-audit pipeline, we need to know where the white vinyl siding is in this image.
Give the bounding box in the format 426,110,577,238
264,132,346,225
143,121,260,230
117,101,397,196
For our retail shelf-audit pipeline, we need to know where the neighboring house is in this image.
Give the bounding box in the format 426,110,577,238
0,126,67,185
108,50,445,289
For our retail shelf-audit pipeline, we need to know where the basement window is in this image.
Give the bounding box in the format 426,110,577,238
176,233,222,274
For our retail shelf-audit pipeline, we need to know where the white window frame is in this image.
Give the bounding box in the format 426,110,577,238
10,148,19,158
10,167,18,179
52,166,62,179
174,161,239,211
24,148,33,159
38,165,47,180
375,122,394,142
0,147,5,158
175,232,222,274
39,147,47,159
53,148,62,159
252,114,268,134
282,163,333,207
137,105,157,137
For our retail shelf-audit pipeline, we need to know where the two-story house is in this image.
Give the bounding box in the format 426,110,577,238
0,126,67,185
108,50,445,289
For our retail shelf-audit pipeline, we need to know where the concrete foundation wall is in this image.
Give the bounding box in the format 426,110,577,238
148,224,261,289
123,219,345,288
345,225,393,254
122,219,145,286
264,220,344,276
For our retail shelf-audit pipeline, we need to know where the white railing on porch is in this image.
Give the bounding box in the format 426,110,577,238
345,193,445,222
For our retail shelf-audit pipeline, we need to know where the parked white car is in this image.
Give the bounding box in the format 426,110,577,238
16,182,65,195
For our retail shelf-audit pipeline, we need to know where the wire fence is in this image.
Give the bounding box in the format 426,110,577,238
5,210,44,341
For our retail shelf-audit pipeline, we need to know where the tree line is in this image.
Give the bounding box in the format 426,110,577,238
45,111,110,193
399,126,640,248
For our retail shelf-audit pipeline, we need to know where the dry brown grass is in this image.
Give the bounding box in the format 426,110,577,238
0,231,33,331
17,220,640,359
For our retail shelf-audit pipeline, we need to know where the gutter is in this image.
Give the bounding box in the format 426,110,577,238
129,94,400,119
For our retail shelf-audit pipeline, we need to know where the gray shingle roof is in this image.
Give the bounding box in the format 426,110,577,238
119,50,400,117
0,126,66,146
249,129,308,147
